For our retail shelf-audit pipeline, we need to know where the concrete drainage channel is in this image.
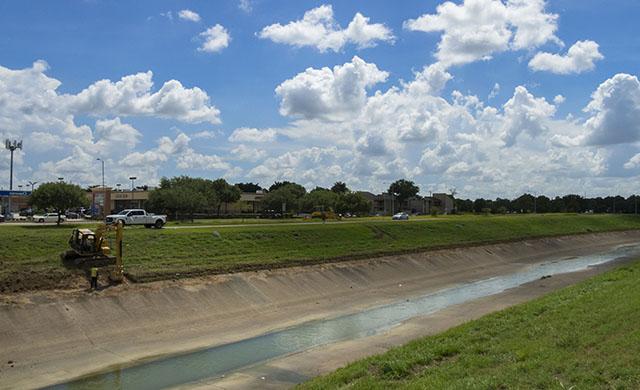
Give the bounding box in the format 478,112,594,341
49,243,640,390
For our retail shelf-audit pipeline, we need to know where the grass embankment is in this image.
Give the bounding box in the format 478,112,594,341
0,214,639,292
300,261,640,389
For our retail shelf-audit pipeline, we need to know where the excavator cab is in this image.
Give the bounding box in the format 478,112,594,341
69,229,103,254
61,222,124,282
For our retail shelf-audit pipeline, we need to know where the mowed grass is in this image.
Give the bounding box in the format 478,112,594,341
0,214,639,289
299,261,640,390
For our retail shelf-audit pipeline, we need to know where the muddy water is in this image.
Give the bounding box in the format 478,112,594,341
50,244,640,390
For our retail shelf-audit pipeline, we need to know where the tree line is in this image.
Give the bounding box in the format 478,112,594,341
456,193,640,214
24,178,640,225
146,177,374,219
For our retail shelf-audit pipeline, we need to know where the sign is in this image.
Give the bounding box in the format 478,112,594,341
0,190,31,197
94,192,105,206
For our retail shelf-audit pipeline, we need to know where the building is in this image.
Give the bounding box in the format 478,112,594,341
431,193,454,214
88,187,266,217
361,191,454,215
225,191,266,215
0,190,31,215
88,187,149,216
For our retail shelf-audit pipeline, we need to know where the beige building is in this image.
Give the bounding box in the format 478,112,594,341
358,191,454,215
88,187,266,217
88,187,149,216
224,191,265,214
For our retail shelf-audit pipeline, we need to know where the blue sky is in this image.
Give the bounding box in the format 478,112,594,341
1,0,639,198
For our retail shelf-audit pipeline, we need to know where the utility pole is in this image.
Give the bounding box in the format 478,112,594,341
5,139,23,216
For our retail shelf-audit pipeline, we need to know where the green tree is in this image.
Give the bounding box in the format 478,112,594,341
388,179,420,209
268,181,306,198
473,198,487,213
211,179,241,215
29,182,88,225
219,185,241,214
263,183,306,214
300,189,340,212
236,182,262,192
336,192,372,215
147,187,208,221
147,176,219,219
513,194,535,213
330,181,349,194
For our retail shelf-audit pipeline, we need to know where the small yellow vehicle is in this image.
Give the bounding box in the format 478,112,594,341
60,222,124,282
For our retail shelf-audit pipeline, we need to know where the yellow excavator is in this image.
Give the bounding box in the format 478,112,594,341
60,221,124,282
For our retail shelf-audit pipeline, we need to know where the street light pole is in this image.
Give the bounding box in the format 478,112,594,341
392,192,395,214
4,139,22,191
4,139,22,216
96,158,105,190
129,176,137,208
28,181,38,193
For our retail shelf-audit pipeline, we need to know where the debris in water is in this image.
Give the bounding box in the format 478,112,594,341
540,275,552,280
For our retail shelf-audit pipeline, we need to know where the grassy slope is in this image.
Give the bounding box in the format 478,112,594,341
0,214,639,290
300,261,640,389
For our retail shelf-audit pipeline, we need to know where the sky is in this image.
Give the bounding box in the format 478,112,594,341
1,0,639,199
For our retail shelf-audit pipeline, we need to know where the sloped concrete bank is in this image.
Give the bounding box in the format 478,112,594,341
1,231,640,389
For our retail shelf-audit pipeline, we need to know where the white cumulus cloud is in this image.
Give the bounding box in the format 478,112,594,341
258,4,394,52
501,86,556,146
275,56,389,121
230,144,267,162
178,9,201,22
529,40,604,74
228,127,277,143
584,73,640,145
624,153,640,170
198,24,231,53
66,71,221,124
404,0,561,67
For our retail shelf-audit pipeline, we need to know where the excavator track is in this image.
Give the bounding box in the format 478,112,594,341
61,250,116,269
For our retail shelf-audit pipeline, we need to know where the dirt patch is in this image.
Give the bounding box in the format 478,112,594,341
0,268,85,294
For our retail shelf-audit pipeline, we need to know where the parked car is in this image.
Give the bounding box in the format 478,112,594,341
105,209,167,228
392,212,409,220
11,212,27,221
261,209,282,219
0,214,5,223
33,213,66,223
65,211,81,219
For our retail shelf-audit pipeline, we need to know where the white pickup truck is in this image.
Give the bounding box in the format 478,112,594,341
105,209,167,228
